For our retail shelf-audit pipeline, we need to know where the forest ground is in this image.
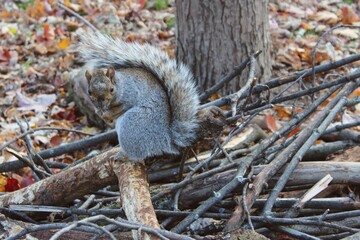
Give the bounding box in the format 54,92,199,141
0,0,359,203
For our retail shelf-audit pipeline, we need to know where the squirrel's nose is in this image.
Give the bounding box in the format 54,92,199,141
97,96,104,103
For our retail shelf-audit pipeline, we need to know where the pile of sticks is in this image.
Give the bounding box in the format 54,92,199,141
1,52,360,240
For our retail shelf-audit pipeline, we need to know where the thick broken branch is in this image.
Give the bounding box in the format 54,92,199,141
0,149,118,207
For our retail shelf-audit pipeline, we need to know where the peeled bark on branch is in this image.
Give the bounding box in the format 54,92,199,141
178,162,360,209
0,148,118,208
115,160,160,240
0,106,226,239
0,148,161,239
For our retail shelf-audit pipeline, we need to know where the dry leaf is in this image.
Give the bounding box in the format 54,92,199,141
341,7,359,24
50,135,63,147
264,114,279,132
276,49,302,70
26,0,46,19
0,175,7,192
274,106,292,119
5,178,20,192
325,42,336,62
57,37,70,49
333,28,359,39
314,11,339,24
288,126,300,138
301,48,330,64
349,88,360,99
16,91,56,112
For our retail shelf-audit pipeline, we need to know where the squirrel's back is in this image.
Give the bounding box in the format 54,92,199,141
78,31,199,150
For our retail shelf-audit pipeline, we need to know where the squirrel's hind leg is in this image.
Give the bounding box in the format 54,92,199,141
115,108,178,161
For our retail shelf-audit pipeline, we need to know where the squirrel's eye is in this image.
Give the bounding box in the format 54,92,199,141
110,87,114,93
88,90,92,96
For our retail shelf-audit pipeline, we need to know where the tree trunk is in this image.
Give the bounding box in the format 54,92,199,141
175,0,271,95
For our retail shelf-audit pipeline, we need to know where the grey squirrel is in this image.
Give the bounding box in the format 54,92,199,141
78,32,199,161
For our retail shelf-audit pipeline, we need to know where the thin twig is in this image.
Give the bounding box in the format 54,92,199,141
226,80,359,231
57,3,97,31
200,53,360,110
5,148,51,178
252,215,360,234
0,130,117,173
242,181,254,231
0,127,94,152
229,55,256,116
262,90,351,215
323,120,360,135
311,24,360,85
199,50,262,102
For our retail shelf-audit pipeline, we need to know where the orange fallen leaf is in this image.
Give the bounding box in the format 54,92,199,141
302,48,330,64
349,87,360,99
342,7,359,24
0,175,7,192
300,22,311,30
57,37,70,49
50,135,63,147
264,114,279,132
274,106,292,119
43,24,52,40
1,9,12,19
26,0,45,19
158,31,171,40
3,49,11,59
288,126,300,138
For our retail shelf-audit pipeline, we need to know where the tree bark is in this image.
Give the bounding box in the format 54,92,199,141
177,161,360,209
0,148,118,208
176,0,271,94
115,161,160,240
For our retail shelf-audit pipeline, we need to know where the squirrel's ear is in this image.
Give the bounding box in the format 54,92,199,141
106,66,115,84
85,70,92,84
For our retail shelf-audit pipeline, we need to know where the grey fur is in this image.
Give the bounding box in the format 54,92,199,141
78,32,199,160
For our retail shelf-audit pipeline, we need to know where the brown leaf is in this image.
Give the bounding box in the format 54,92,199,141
264,114,279,132
274,106,292,119
276,49,302,70
342,7,359,24
333,28,360,39
51,106,76,121
26,0,46,19
50,135,63,147
301,49,329,65
314,11,339,24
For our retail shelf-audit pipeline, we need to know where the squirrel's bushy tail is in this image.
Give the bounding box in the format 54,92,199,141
78,31,199,149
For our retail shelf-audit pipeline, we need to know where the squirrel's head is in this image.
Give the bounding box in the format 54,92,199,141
86,66,116,110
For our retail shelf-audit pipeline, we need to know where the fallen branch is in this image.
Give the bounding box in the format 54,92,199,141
225,80,359,232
